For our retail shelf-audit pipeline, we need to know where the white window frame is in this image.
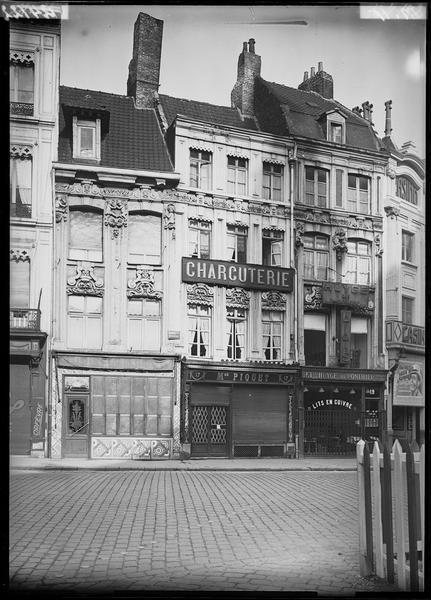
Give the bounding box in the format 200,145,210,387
126,297,161,352
347,174,370,215
188,219,211,259
227,156,248,196
67,295,103,349
401,230,414,263
188,304,212,357
303,234,329,280
262,162,283,202
72,116,101,161
226,225,248,263
402,296,414,324
68,208,103,262
9,61,35,105
10,156,32,218
345,240,371,285
304,167,329,208
226,307,247,360
262,310,283,361
189,149,212,190
262,230,283,266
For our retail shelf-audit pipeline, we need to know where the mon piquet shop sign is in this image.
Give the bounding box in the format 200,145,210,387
182,257,294,292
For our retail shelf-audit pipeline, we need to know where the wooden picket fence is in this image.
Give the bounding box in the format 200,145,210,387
356,439,425,591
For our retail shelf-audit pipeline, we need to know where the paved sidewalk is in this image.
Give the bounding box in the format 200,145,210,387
10,455,357,471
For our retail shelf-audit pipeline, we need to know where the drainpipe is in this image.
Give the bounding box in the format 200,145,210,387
289,143,298,363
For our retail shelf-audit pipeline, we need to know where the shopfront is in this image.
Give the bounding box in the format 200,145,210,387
182,361,300,458
301,367,387,456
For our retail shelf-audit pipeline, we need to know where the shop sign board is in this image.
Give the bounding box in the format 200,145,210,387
321,282,375,310
303,368,387,382
385,320,425,349
187,368,296,385
182,257,294,292
394,358,425,407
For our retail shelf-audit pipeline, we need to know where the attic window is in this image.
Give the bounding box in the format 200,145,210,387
72,116,101,161
330,123,342,143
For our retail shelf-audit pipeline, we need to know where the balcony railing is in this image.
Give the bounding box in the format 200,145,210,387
10,308,41,330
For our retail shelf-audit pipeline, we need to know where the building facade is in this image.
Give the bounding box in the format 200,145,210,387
382,107,425,445
49,15,181,459
10,17,61,456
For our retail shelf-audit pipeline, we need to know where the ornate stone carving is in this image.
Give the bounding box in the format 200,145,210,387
374,234,383,257
55,195,68,222
163,203,176,231
10,249,30,262
127,268,162,299
261,291,287,311
387,166,396,179
104,198,127,238
295,221,305,247
186,283,214,306
226,288,250,309
384,205,400,219
332,228,348,261
10,144,32,159
67,265,104,296
304,284,323,311
10,50,34,65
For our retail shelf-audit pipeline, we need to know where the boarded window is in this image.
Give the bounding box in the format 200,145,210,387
69,209,103,261
128,213,161,264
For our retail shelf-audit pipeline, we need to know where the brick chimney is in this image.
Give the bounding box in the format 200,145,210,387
231,39,261,118
127,13,163,109
384,100,392,136
298,61,333,99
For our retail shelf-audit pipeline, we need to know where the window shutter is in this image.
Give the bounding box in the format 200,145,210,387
336,169,343,207
10,260,30,307
339,310,351,365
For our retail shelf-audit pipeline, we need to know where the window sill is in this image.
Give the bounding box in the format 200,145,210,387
401,261,417,269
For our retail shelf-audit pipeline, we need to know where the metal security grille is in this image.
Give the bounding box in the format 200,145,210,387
192,406,208,443
191,405,228,455
304,409,360,456
234,445,259,457
210,406,227,444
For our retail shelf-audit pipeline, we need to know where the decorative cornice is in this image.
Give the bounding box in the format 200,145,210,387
262,291,287,311
104,198,127,238
10,249,30,262
387,166,396,179
189,143,213,153
262,157,285,166
332,228,348,261
294,207,380,232
187,283,214,306
226,150,249,160
226,288,250,309
127,268,162,300
67,265,104,297
10,144,32,159
55,195,68,222
10,50,34,65
262,226,285,233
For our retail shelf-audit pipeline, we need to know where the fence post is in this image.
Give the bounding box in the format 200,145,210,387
380,440,394,584
357,439,372,576
371,441,384,578
393,439,407,590
404,441,419,591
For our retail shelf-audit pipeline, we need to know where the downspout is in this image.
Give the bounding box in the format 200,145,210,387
289,143,298,363
47,165,56,458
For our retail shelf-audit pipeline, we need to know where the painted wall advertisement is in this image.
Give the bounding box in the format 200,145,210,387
394,358,425,407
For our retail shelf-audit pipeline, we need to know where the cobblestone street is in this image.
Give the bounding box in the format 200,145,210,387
9,470,396,595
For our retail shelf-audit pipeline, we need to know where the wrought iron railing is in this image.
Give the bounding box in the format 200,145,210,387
10,308,41,330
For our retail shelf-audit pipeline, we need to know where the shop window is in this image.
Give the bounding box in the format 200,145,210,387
10,59,34,113
262,230,283,266
128,213,161,265
226,308,246,359
72,117,101,161
127,298,161,352
10,156,32,218
67,295,102,349
227,224,247,263
402,296,414,324
303,235,329,280
10,259,30,308
190,149,212,190
304,330,326,366
345,240,371,285
188,305,211,357
69,208,103,262
347,174,370,214
188,219,211,259
305,167,328,208
262,162,283,202
401,230,414,263
262,311,283,361
227,156,248,196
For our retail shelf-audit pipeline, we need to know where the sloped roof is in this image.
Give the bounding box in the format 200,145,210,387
58,86,174,172
159,94,258,131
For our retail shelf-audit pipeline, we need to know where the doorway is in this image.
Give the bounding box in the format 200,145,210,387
191,405,228,456
63,393,89,457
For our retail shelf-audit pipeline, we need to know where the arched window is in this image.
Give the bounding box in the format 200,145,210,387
69,208,103,262
128,212,161,265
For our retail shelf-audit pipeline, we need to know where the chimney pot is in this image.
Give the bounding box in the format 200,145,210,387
318,61,323,72
384,100,393,136
310,66,316,77
303,71,309,81
243,41,248,52
248,38,255,53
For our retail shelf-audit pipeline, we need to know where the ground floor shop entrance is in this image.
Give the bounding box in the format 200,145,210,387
191,405,228,456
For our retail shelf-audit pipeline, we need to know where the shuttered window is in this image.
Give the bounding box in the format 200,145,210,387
232,387,287,444
335,169,343,207
10,260,30,307
128,213,161,264
69,209,103,262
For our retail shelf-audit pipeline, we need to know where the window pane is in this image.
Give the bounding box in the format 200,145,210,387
17,65,34,103
227,157,236,166
79,127,94,152
128,214,161,263
190,162,198,187
86,296,102,314
128,299,142,315
68,295,85,313
359,177,369,191
315,236,328,250
200,230,210,258
357,243,369,255
305,167,314,181
144,300,160,316
69,210,102,252
10,260,30,307
348,175,356,189
317,169,326,184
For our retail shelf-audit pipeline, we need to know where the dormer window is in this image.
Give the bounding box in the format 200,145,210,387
324,111,346,144
73,117,101,161
330,123,342,143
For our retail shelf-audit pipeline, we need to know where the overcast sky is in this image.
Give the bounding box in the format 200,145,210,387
60,4,426,156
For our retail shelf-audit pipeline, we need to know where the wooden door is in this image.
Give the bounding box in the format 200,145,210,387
10,363,31,455
63,394,89,457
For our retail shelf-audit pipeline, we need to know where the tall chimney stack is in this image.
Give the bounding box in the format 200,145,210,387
298,60,333,99
127,13,163,109
384,100,392,136
231,39,262,118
